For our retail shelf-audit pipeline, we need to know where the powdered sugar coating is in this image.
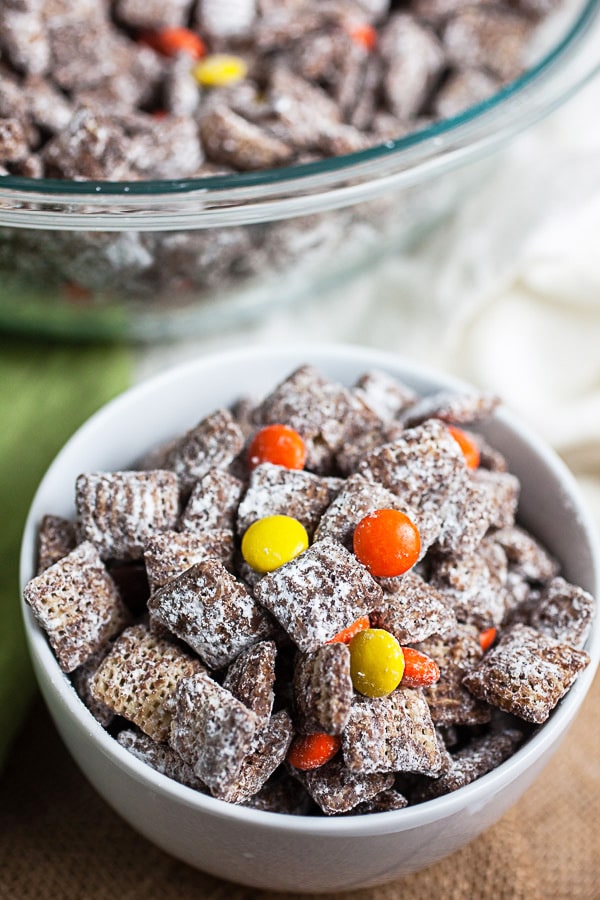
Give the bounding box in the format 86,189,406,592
293,643,353,735
223,640,277,721
237,463,342,538
343,689,443,775
530,577,595,647
254,538,382,652
167,409,244,493
170,671,259,799
463,623,590,724
148,559,272,669
24,541,130,672
90,623,202,742
224,710,295,804
117,728,208,792
431,545,509,629
353,369,417,421
36,513,76,573
372,570,456,644
471,469,519,530
144,529,235,593
179,469,244,534
401,389,500,428
294,757,395,816
76,470,180,561
493,525,559,583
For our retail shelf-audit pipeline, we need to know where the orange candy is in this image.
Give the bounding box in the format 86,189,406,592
347,22,377,51
287,733,341,771
326,615,370,645
247,424,307,471
448,425,480,470
480,627,497,652
400,647,440,688
353,509,420,578
140,27,206,60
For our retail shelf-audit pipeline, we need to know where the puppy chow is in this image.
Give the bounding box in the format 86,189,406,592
254,365,377,473
349,789,409,815
530,577,595,648
335,421,405,476
117,728,207,792
353,370,417,421
416,625,493,726
435,474,499,556
254,538,382,652
293,756,396,816
471,469,519,530
75,470,180,561
89,623,203,742
313,473,416,552
410,728,524,802
144,529,235,593
170,670,259,799
343,689,443,775
293,644,353,735
443,7,531,82
71,643,117,727
243,773,311,814
166,409,244,493
379,14,445,120
24,541,130,672
431,546,509,629
462,623,590,724
372,570,456,644
493,525,559,583
224,710,295,804
148,559,272,669
400,389,500,429
223,640,277,721
179,469,244,533
36,514,76,573
237,463,342,539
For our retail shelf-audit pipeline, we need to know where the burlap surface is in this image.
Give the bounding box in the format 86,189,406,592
1,676,598,900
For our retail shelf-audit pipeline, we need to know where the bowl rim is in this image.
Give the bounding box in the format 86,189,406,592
19,343,600,837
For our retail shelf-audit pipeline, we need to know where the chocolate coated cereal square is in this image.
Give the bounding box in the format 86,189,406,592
293,643,353,735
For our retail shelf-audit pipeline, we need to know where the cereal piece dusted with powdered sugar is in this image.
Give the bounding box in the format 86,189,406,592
90,623,203,741
144,529,234,592
24,541,130,672
443,7,532,83
170,670,259,798
293,644,353,735
379,14,445,121
416,625,492,726
359,419,468,548
353,370,417,421
493,525,559,583
148,559,272,668
36,514,76,573
471,469,519,530
350,789,409,815
167,409,245,493
372,570,456,644
293,757,395,816
435,474,498,556
343,689,443,776
335,421,405,477
431,544,509,629
115,0,192,30
255,366,377,474
463,624,590,724
76,470,180,561
42,108,133,180
0,3,49,76
244,773,309,814
117,728,208,792
254,538,382,653
401,389,500,428
410,728,524,802
237,463,342,539
530,577,595,649
197,0,257,40
225,710,294,803
199,106,294,171
313,473,416,552
432,67,500,120
223,640,277,721
179,469,244,534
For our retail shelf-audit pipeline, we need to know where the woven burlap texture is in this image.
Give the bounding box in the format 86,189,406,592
1,675,598,900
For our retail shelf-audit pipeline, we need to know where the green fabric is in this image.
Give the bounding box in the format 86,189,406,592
0,340,130,768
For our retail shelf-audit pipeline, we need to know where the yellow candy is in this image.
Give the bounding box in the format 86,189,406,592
349,628,405,698
241,515,309,574
193,54,248,87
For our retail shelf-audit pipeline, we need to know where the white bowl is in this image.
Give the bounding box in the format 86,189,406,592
19,344,600,893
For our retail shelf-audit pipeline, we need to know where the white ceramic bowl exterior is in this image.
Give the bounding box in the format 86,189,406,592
20,345,600,893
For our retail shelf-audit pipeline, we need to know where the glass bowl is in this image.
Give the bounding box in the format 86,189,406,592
1,0,599,342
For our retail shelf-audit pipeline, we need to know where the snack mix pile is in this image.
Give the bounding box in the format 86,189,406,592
0,0,559,180
24,366,595,816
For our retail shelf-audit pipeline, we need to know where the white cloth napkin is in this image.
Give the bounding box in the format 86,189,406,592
136,74,600,528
